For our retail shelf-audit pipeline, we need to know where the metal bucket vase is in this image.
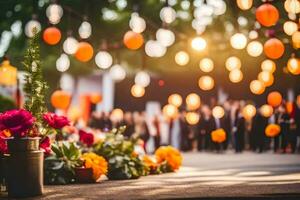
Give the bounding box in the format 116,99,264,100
7,137,43,198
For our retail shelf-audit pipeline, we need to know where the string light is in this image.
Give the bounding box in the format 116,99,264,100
199,58,214,72
95,51,113,69
109,64,126,82
160,6,176,24
198,75,214,91
63,37,78,55
156,28,175,47
135,71,150,87
247,41,263,57
131,84,145,98
225,56,241,71
175,51,189,66
229,69,243,83
191,36,207,51
56,53,70,72
186,93,201,110
230,33,247,49
168,94,183,107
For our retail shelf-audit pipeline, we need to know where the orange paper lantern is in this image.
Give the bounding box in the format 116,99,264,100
51,90,71,110
255,3,279,27
265,124,281,137
75,42,94,62
267,91,282,107
43,27,61,45
90,93,102,104
123,31,144,50
264,38,285,59
211,129,226,143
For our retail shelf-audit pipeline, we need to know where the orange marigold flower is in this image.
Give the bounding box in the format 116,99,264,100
155,146,182,171
265,124,281,137
143,155,158,170
81,152,108,181
211,129,226,143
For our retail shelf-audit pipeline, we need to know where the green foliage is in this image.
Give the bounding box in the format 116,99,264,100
94,126,147,180
0,95,16,113
23,30,48,127
44,142,82,185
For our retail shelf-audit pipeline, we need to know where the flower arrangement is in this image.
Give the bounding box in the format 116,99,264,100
265,124,281,137
211,128,226,143
155,146,182,172
81,152,107,181
94,126,147,180
143,155,159,174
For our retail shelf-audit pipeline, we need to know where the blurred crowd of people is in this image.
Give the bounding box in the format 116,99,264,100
87,98,300,154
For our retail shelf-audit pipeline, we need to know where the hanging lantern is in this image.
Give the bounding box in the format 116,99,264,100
229,69,243,83
236,0,253,10
90,93,102,104
198,75,214,91
156,28,175,47
287,57,300,75
264,38,285,59
162,104,178,119
250,80,265,95
283,21,298,36
135,71,150,87
242,104,256,120
75,42,94,62
267,91,282,107
111,108,124,122
123,30,144,50
109,64,126,82
261,59,276,73
145,40,166,58
247,41,263,57
43,27,61,45
160,6,176,24
78,21,92,39
185,112,200,125
186,93,201,110
256,3,279,27
129,13,146,33
25,20,41,38
284,0,300,14
199,58,214,73
258,71,274,87
230,33,247,49
131,84,145,98
191,36,207,51
175,51,189,66
225,56,241,71
212,106,225,119
46,3,63,25
56,53,70,72
51,90,71,110
95,51,113,69
168,94,183,107
63,37,78,55
0,59,17,86
292,31,300,49
260,104,273,118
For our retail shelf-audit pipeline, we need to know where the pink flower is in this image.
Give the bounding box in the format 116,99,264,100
40,136,51,155
43,113,70,129
79,130,94,147
0,109,35,138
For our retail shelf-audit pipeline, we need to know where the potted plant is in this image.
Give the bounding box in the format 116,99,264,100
0,109,43,198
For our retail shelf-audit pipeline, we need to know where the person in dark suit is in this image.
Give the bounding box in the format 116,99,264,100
295,99,300,152
251,112,268,153
234,109,245,153
198,105,214,151
180,112,192,151
278,105,291,153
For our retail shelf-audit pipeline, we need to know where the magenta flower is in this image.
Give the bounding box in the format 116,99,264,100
79,130,94,147
43,113,70,129
40,136,51,155
0,109,35,138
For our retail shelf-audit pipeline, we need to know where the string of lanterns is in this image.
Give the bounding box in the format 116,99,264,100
20,0,300,101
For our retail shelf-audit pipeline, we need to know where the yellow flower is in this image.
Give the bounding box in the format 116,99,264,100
211,129,226,143
155,146,182,171
81,152,108,181
265,124,281,137
143,155,158,170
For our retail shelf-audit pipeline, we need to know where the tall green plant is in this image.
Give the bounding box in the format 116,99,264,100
23,30,48,126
